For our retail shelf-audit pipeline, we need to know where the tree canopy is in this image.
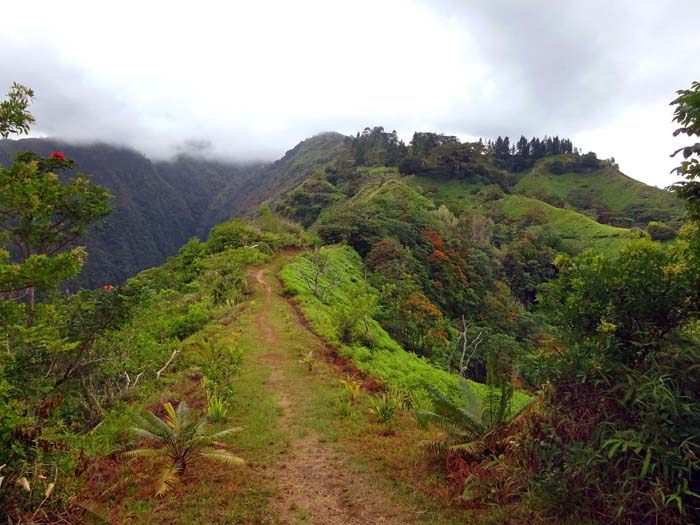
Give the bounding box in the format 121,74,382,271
671,80,700,220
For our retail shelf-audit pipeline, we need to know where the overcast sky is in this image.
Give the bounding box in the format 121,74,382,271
1,0,698,187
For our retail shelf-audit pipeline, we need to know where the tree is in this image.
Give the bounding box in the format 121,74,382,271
0,152,112,306
671,80,700,221
0,83,34,139
295,248,341,302
0,84,112,308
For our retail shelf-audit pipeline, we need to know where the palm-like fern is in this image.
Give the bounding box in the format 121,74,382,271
418,380,488,458
418,378,518,459
125,401,244,496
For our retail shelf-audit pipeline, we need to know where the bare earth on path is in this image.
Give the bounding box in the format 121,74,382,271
245,264,443,525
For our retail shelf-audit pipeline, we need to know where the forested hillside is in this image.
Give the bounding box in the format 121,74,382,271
0,135,349,289
3,79,699,524
0,139,255,287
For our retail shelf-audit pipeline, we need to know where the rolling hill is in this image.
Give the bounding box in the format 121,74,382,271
513,156,683,227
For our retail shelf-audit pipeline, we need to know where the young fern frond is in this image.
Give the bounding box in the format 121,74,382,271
139,411,176,441
123,448,168,458
130,426,165,442
200,427,244,443
450,439,487,456
199,449,245,466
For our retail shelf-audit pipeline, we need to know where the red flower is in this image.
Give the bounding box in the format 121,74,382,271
51,152,66,159
102,284,114,291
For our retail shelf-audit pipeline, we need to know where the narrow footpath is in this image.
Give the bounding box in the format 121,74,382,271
229,260,459,524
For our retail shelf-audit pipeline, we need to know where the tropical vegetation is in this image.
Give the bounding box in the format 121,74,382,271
1,79,699,524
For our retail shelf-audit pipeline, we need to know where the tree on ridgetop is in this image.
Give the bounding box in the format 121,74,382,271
0,83,34,139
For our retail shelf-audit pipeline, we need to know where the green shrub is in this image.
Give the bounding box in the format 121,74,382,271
168,303,209,340
646,221,678,241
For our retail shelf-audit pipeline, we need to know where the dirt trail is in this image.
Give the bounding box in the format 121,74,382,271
249,265,427,525
255,268,277,345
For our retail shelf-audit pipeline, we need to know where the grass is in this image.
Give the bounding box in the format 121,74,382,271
514,159,681,214
410,175,489,210
408,174,642,254
493,194,641,254
409,164,683,254
280,245,532,413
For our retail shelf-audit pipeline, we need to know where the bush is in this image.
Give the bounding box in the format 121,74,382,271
398,155,427,175
168,303,209,340
646,221,678,241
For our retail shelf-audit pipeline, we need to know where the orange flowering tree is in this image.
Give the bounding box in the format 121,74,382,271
420,229,487,317
399,291,450,356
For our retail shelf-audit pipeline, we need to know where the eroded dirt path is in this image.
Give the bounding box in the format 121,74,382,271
243,264,433,525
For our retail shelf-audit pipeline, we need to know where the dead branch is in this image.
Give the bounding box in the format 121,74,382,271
156,348,180,379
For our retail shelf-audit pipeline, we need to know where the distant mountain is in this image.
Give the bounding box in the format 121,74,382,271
0,133,349,289
0,139,258,288
202,132,348,226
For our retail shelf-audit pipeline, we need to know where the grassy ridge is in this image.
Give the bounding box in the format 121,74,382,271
280,245,531,412
493,194,640,253
409,175,642,254
514,159,680,213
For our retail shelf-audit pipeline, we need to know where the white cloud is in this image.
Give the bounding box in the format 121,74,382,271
0,0,698,186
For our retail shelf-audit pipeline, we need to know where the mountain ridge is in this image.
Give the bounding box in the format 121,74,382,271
0,131,681,289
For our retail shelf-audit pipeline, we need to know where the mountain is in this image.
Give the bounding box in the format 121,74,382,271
271,135,684,256
201,132,348,226
0,139,258,288
0,133,349,289
153,155,257,237
0,130,682,289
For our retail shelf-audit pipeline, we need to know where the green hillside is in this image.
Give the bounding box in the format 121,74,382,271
493,194,641,253
513,156,683,227
409,175,641,254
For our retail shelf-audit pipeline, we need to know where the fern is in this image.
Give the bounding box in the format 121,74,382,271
418,377,522,460
125,401,244,496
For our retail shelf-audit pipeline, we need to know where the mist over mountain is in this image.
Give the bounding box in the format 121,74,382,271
0,139,258,287
0,133,349,288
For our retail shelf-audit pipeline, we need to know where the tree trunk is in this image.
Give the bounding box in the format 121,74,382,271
26,286,35,327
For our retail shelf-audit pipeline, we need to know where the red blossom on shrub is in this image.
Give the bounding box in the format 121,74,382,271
50,151,66,159
102,284,114,291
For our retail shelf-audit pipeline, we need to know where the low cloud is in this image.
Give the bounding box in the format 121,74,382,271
0,0,698,186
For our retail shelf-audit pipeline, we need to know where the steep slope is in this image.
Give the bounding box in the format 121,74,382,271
203,132,348,226
0,139,259,288
153,155,257,237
